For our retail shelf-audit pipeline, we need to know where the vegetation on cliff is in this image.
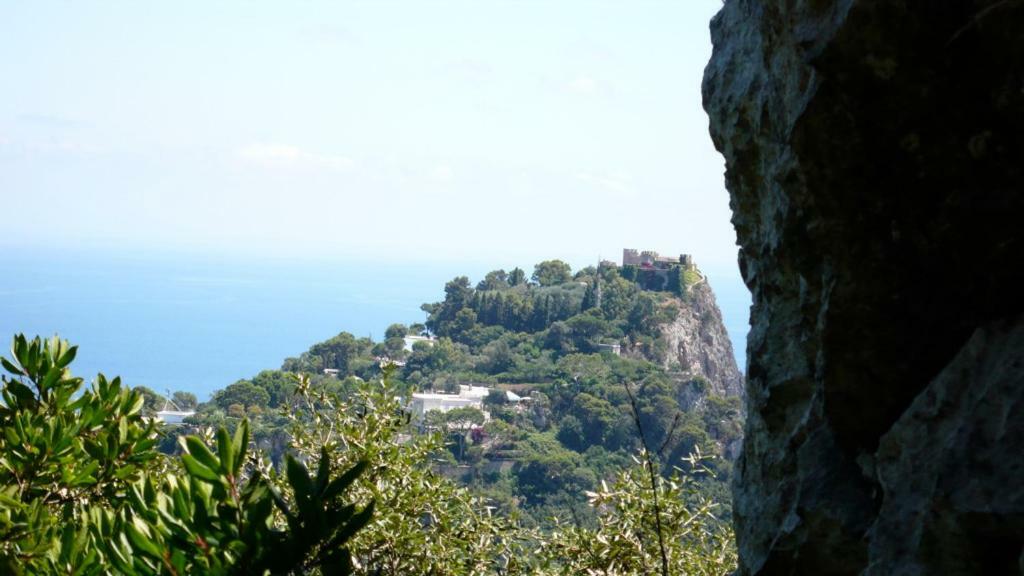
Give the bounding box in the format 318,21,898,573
1,257,742,573
181,258,744,527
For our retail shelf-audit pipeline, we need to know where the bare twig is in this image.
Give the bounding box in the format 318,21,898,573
948,0,1022,46
624,382,670,576
568,505,605,570
656,412,682,461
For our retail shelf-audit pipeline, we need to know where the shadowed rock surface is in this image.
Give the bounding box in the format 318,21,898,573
702,1,1024,574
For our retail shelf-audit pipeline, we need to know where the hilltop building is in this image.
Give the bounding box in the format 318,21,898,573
609,248,703,294
622,248,695,270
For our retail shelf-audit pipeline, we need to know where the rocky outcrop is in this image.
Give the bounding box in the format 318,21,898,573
702,1,1024,574
869,318,1024,575
660,281,744,398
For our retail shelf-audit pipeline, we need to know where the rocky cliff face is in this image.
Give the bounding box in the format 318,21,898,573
659,281,744,399
703,1,1024,574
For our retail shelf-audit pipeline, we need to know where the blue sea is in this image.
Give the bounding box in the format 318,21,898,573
0,250,749,400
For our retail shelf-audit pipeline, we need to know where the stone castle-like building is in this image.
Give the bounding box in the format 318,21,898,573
594,248,701,295
621,248,695,270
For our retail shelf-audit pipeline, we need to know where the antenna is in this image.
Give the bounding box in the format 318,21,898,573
163,389,180,412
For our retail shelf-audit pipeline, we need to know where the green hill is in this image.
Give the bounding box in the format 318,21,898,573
184,257,745,526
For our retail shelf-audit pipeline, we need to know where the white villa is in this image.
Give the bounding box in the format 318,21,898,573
154,395,195,425
403,334,436,352
410,385,488,419
155,410,195,425
409,385,523,420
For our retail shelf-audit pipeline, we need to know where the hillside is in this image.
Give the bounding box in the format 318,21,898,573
178,255,746,524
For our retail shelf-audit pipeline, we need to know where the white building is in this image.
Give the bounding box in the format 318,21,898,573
155,410,195,425
403,335,436,352
409,385,490,419
154,395,195,425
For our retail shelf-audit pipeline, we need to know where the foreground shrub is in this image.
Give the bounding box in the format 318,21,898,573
286,366,532,575
1,335,735,574
286,365,736,575
534,450,736,575
0,335,371,575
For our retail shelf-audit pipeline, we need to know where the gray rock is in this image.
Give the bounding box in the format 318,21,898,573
702,0,1024,573
659,281,745,398
870,318,1024,575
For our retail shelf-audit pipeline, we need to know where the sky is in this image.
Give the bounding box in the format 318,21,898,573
0,0,739,276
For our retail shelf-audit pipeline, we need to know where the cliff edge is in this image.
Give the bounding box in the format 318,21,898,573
658,280,744,399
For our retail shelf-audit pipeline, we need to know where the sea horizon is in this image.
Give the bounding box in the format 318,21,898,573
0,247,750,400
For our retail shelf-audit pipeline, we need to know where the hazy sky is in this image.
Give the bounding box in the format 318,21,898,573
1,1,736,274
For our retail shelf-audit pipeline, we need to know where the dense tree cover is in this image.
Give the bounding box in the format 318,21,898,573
15,257,737,572
282,332,378,378
2,335,734,574
286,369,534,574
531,260,573,287
178,259,743,536
421,263,681,348
171,390,197,410
278,365,736,574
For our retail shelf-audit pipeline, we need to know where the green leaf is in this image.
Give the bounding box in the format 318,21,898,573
181,454,221,484
40,366,61,393
71,461,100,486
286,455,314,505
25,337,39,378
56,345,77,369
323,460,368,502
1,357,23,376
125,394,145,417
315,446,331,495
184,437,221,471
327,501,375,550
5,380,35,407
125,522,162,560
216,427,233,476
113,464,138,480
231,419,249,476
267,483,293,518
